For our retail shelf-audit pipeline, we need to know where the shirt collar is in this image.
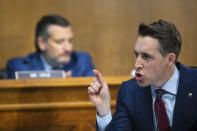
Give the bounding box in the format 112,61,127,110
151,65,180,96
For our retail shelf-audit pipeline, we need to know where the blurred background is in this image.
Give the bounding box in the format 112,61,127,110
0,0,196,76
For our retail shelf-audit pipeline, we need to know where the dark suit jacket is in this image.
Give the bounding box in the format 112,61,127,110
105,62,197,131
6,51,95,79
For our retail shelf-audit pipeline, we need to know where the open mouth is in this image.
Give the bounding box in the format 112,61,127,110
135,73,144,81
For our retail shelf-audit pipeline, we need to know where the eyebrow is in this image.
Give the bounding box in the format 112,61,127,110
54,39,65,42
134,50,153,57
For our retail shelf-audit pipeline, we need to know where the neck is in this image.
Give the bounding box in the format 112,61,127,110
154,65,175,88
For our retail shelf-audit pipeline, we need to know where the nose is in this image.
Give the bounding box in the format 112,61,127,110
135,56,143,70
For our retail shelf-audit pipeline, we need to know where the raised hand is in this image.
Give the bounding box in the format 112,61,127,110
88,69,111,117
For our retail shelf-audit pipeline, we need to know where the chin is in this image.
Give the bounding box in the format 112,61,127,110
137,80,149,87
59,58,70,64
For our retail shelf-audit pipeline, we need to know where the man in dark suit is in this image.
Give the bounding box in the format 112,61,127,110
88,20,197,131
7,14,95,79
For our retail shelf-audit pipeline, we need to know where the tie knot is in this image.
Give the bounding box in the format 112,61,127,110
155,89,166,98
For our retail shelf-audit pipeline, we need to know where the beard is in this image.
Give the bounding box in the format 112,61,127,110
43,51,72,66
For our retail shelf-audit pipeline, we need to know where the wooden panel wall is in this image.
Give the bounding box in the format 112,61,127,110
0,0,196,76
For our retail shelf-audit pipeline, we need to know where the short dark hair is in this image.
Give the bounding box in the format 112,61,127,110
35,14,71,52
138,20,182,62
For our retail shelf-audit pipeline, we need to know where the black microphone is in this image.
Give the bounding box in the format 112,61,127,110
23,60,28,64
22,60,34,69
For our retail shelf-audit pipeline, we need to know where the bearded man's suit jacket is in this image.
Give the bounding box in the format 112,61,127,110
7,51,95,79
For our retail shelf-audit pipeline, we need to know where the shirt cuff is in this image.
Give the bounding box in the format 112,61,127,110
96,111,112,131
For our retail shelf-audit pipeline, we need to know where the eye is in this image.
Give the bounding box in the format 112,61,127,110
68,38,73,43
142,54,151,60
134,51,138,58
54,39,64,44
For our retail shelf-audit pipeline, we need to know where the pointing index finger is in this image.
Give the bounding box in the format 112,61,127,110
93,69,105,86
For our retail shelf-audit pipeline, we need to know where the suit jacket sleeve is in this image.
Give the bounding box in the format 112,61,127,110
6,60,16,79
105,82,135,131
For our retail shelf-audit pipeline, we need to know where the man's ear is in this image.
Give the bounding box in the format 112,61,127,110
37,37,47,52
166,53,176,65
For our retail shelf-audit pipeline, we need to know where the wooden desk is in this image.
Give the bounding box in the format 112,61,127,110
0,76,132,131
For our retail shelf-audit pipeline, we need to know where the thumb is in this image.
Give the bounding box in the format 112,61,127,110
93,69,106,86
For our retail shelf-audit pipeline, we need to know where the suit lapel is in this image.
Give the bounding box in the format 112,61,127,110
29,53,45,70
172,63,194,131
135,86,155,130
